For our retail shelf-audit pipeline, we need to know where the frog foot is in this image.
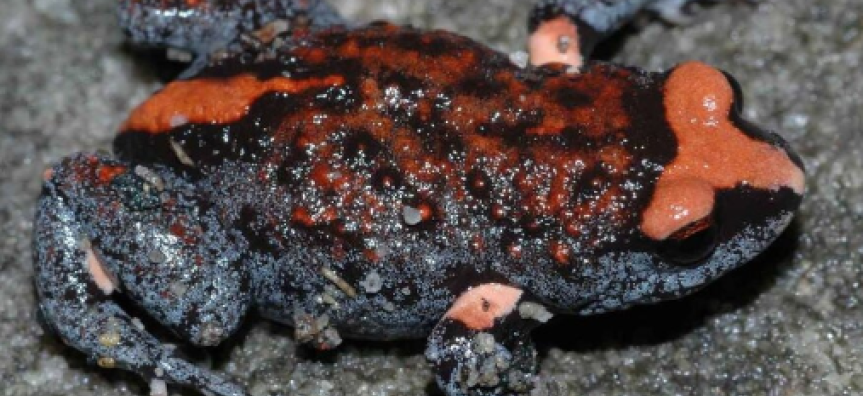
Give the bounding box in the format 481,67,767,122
426,284,553,396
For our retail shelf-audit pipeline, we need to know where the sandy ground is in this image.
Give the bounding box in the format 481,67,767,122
2,0,862,395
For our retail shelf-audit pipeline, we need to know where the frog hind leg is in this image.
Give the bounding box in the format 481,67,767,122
34,155,248,396
118,0,346,77
425,283,554,396
528,0,699,67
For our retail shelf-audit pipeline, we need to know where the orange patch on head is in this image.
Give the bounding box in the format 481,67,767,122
641,62,805,240
642,178,715,240
121,74,344,133
445,284,523,330
528,16,582,67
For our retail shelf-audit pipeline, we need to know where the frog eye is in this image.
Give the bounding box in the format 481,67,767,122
656,213,719,267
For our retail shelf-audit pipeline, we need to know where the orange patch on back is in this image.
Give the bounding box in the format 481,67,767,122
445,284,523,330
641,62,806,240
121,74,345,133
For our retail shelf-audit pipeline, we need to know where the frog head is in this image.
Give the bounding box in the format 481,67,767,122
577,62,805,314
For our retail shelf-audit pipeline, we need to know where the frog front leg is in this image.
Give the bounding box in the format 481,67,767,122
426,284,554,396
34,154,250,396
528,0,701,67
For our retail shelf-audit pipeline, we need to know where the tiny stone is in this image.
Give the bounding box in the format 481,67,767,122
148,249,166,264
402,205,422,225
131,317,145,331
97,356,116,369
321,292,340,308
518,301,554,323
320,327,343,349
359,270,383,294
477,356,501,387
169,138,196,167
168,281,188,297
315,314,330,329
199,322,224,345
149,378,168,396
320,267,357,297
98,331,120,347
473,332,496,354
509,51,529,68
134,165,165,191
166,48,193,63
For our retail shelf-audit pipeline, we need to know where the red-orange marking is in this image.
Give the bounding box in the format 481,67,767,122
121,74,345,133
641,62,805,240
85,245,116,295
97,165,127,184
528,15,583,67
291,207,314,227
549,240,571,265
445,284,523,330
42,168,54,182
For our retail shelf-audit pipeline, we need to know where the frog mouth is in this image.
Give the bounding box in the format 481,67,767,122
577,208,798,316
